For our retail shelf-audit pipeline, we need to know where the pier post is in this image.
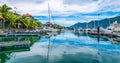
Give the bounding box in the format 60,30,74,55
97,26,100,42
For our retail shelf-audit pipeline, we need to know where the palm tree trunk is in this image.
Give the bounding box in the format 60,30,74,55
2,18,5,31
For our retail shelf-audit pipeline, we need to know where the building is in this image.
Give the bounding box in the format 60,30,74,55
24,13,34,18
46,21,52,26
107,21,120,32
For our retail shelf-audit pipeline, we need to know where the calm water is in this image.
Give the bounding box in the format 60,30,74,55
1,30,120,63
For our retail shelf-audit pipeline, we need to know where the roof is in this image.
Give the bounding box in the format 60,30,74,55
24,13,32,17
46,22,52,25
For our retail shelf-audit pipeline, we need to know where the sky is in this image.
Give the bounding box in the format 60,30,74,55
0,0,120,26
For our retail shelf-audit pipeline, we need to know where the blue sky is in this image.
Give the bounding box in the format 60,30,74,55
0,0,120,26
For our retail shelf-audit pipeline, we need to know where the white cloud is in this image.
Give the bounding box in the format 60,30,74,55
55,19,78,26
0,0,120,26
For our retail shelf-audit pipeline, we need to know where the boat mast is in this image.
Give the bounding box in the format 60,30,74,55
47,2,51,61
48,3,51,23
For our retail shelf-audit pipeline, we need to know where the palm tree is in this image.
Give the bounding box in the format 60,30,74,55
21,16,30,29
36,21,42,28
6,12,18,28
0,4,43,30
0,4,12,29
20,15,42,29
29,18,38,29
0,4,12,17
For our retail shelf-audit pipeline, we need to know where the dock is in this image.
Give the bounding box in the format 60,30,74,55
0,33,43,37
88,31,120,37
0,41,30,51
0,30,48,37
0,34,41,37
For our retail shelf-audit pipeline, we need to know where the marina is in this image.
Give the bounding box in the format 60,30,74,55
74,21,120,38
1,30,120,63
0,0,120,63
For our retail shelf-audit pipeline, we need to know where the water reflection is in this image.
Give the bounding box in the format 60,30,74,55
1,30,120,63
0,36,42,63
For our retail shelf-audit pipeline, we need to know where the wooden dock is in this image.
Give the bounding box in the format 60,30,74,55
0,41,29,46
88,32,119,37
0,41,30,51
0,31,47,37
0,34,41,37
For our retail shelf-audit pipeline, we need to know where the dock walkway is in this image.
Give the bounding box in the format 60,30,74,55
88,32,120,37
0,41,30,47
0,41,30,50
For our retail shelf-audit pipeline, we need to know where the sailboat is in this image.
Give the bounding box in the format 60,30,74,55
44,3,59,36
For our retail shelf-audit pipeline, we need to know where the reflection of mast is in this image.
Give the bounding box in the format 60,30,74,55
47,37,51,60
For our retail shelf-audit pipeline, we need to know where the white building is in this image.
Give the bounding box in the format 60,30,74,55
107,21,120,32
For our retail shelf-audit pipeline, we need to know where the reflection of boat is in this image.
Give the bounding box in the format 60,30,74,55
88,35,109,41
109,38,120,45
47,32,58,36
43,27,59,32
110,37,120,42
113,38,120,42
73,31,87,37
74,28,84,33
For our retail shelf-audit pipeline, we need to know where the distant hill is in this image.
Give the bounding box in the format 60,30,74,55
70,16,120,28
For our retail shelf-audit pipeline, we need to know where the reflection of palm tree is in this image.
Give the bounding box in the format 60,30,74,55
0,53,11,63
47,38,51,61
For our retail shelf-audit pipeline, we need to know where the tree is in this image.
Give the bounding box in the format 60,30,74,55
37,21,42,28
0,4,43,30
21,16,30,29
0,4,12,17
0,4,12,29
6,12,18,28
20,15,42,29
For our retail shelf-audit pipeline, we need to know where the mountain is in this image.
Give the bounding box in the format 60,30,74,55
70,16,120,28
